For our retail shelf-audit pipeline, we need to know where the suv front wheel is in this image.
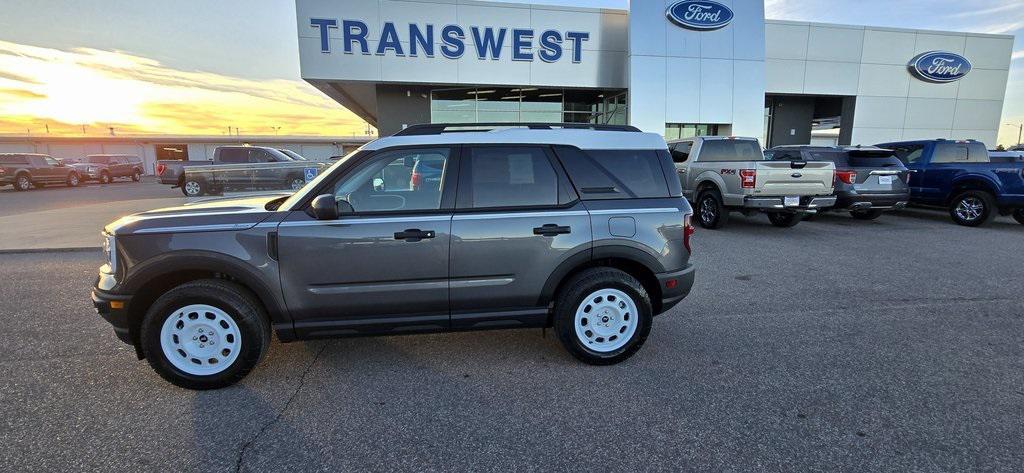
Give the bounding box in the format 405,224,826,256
140,279,270,390
554,268,652,365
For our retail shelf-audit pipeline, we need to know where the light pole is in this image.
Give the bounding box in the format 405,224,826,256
1005,123,1023,146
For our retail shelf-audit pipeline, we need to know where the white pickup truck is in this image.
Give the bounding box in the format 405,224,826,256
668,136,836,228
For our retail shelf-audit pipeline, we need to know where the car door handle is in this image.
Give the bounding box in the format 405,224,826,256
533,224,571,237
394,229,435,242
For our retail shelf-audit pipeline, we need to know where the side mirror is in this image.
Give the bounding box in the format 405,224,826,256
309,194,339,220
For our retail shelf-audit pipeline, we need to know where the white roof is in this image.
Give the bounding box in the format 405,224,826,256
364,129,668,151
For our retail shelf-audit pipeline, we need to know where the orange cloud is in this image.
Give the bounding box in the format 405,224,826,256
0,40,369,136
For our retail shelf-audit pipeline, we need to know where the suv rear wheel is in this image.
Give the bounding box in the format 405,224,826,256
554,268,652,365
767,211,801,228
695,190,729,229
14,173,32,191
140,279,270,390
950,191,996,227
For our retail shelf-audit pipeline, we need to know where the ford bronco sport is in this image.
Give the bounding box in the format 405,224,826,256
92,124,697,389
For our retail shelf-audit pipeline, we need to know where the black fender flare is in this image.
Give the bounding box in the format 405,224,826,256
537,244,665,306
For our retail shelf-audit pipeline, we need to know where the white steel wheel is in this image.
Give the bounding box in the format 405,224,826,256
574,288,639,353
160,304,242,376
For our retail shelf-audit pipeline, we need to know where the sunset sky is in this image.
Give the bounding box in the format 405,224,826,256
0,0,1022,144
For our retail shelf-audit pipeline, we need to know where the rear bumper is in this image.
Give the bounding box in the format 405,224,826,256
836,192,910,211
656,264,696,315
92,288,134,345
743,196,836,212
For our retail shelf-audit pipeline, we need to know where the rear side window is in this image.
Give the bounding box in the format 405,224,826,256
890,145,925,164
555,147,670,200
966,142,988,163
698,140,763,162
932,143,968,163
0,156,29,164
219,148,247,163
670,142,692,163
462,147,558,209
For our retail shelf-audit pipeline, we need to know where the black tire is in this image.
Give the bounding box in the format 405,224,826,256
1013,209,1024,225
140,279,270,390
767,211,801,228
850,209,884,220
553,267,653,365
13,173,32,191
695,190,730,229
181,178,206,197
286,174,306,191
131,170,142,182
949,191,996,227
66,172,80,188
99,172,111,184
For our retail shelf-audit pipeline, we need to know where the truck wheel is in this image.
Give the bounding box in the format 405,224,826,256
132,170,141,182
99,172,112,184
554,267,652,365
1013,209,1024,225
140,279,270,390
66,172,80,187
287,175,306,191
695,190,729,229
850,209,884,220
14,173,32,191
949,191,995,227
767,212,801,228
182,179,205,197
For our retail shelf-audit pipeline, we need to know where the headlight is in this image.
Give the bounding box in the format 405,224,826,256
102,233,117,274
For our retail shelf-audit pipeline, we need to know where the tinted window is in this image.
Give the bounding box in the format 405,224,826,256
465,147,558,208
219,148,247,163
86,156,111,164
249,149,273,163
0,155,29,164
334,148,450,213
585,150,669,198
44,157,60,167
698,140,763,162
846,151,903,168
670,142,692,163
932,143,967,163
890,145,925,164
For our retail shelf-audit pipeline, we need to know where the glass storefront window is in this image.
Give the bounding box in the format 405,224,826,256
430,87,627,125
665,123,720,140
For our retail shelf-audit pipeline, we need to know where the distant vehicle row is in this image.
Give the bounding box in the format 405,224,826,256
667,137,1024,228
1,153,144,190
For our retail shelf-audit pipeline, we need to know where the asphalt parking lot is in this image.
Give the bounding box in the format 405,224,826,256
0,205,1021,471
0,176,175,217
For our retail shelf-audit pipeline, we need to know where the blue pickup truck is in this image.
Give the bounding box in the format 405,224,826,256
877,139,1024,226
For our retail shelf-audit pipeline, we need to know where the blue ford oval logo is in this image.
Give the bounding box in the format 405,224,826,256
666,1,734,31
908,51,972,83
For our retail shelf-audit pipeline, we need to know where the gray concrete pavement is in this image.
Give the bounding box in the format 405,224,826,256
0,211,1022,471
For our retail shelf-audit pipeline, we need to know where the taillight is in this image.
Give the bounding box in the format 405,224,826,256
410,171,422,188
740,169,756,189
683,214,695,254
156,164,167,175
835,170,857,185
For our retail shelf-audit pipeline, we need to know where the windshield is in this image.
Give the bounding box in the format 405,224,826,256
279,147,366,211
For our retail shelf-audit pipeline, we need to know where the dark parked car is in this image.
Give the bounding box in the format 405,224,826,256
0,153,81,190
767,145,910,220
72,154,144,184
92,123,696,389
877,139,1024,226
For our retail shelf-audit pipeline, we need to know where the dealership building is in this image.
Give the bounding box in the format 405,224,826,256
296,0,1015,147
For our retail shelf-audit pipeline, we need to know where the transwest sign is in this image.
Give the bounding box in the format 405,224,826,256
310,18,591,63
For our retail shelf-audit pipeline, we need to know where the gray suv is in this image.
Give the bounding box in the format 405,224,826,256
92,123,697,389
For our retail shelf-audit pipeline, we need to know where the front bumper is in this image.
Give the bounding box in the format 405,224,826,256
656,264,696,315
92,288,133,344
743,195,837,212
836,192,910,211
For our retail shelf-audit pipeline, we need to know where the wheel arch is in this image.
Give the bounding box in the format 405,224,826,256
947,177,999,205
121,251,287,358
539,245,665,316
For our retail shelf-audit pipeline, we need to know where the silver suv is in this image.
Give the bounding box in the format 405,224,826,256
91,124,697,389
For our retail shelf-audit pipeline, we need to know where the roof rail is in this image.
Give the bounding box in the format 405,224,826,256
392,122,642,136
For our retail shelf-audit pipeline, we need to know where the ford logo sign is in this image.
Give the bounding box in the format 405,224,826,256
908,51,972,83
666,1,734,31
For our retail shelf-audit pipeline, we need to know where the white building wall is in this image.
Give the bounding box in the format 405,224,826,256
765,20,1013,146
629,0,766,138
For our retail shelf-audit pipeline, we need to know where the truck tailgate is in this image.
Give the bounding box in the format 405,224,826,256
755,161,834,196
